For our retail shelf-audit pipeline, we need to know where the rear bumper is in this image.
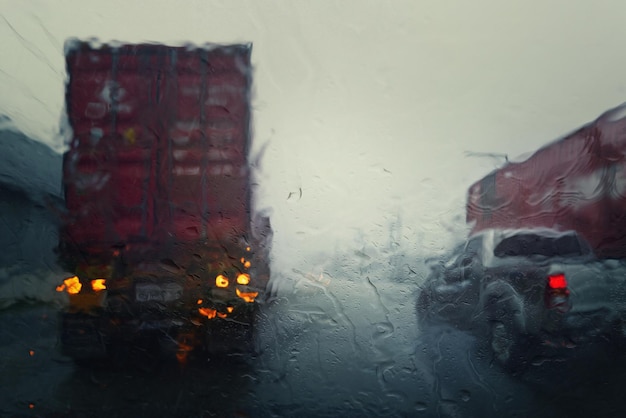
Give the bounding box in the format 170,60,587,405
539,308,624,346
59,302,258,360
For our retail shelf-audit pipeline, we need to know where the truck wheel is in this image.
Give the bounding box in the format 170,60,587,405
489,318,529,374
203,305,259,356
204,320,255,356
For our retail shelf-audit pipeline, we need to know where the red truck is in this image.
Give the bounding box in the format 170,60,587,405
467,104,626,259
56,40,271,363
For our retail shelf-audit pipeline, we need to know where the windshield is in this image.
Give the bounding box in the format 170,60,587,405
2,2,626,418
494,233,589,258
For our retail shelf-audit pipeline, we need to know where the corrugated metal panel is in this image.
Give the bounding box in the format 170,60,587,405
62,42,252,258
466,105,626,258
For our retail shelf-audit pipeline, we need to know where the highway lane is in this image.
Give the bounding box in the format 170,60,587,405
1,267,624,417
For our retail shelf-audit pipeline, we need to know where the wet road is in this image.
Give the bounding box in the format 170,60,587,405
1,267,626,417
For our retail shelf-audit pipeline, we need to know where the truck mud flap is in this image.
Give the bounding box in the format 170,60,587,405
204,319,256,355
60,312,107,360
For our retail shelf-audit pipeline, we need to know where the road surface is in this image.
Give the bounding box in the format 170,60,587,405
1,265,625,417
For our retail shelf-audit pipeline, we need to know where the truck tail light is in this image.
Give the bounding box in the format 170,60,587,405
56,276,82,295
91,279,107,292
236,273,250,285
215,274,229,288
545,273,570,312
548,273,567,290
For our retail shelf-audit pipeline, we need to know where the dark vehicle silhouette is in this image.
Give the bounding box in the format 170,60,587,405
417,228,626,372
56,40,271,364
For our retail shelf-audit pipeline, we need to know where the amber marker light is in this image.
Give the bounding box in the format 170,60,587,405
91,279,107,291
56,276,82,294
237,273,250,285
236,288,258,303
215,274,229,288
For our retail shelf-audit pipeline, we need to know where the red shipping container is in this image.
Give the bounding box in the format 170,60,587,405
61,41,253,262
467,104,626,258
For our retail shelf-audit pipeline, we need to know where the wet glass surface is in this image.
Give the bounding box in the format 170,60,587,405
2,2,626,417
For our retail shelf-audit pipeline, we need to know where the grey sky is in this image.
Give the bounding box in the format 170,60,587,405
2,0,626,270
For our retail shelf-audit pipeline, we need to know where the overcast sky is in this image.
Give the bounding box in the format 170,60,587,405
2,0,626,269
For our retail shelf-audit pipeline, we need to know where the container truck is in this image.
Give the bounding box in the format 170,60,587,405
467,104,626,259
56,39,271,363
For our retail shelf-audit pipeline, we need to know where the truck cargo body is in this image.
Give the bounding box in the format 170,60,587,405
467,104,626,259
57,40,270,361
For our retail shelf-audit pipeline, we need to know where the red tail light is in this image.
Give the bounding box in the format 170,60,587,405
548,273,567,290
545,273,570,312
